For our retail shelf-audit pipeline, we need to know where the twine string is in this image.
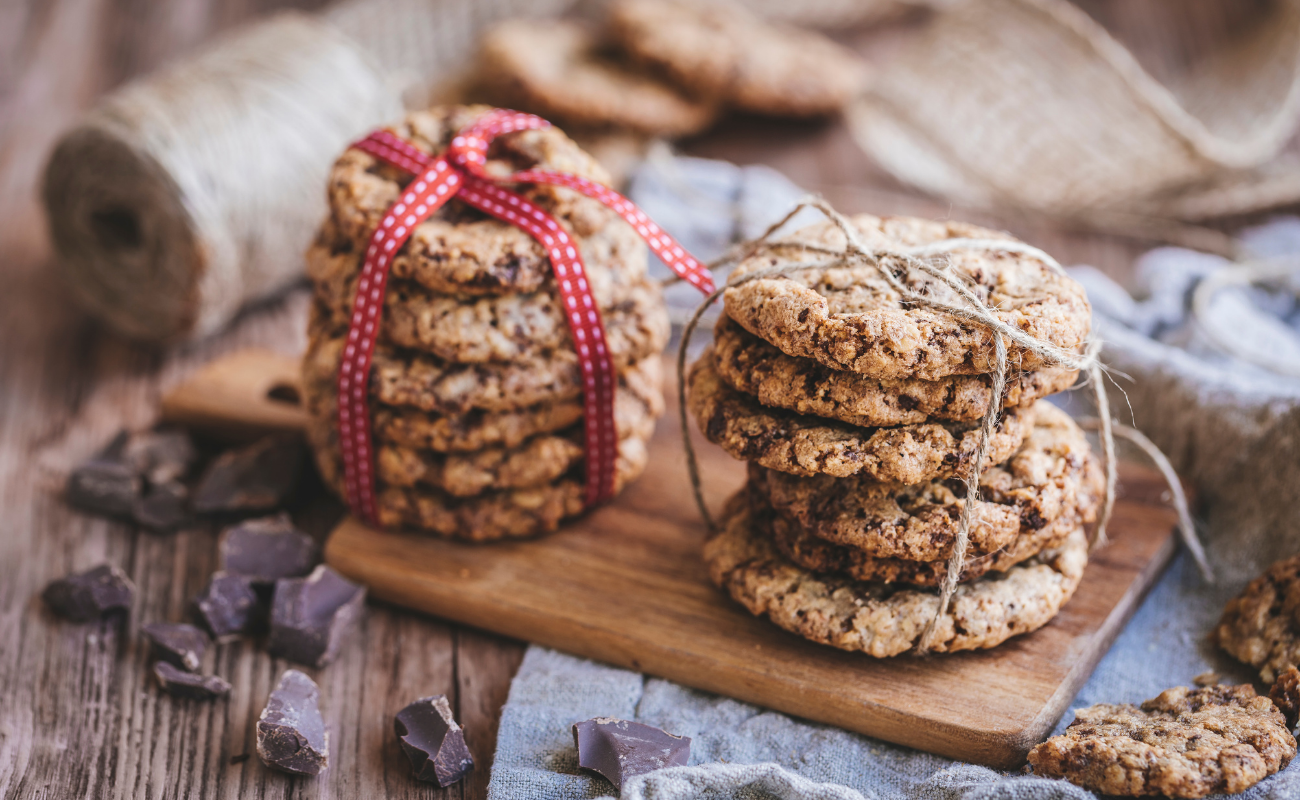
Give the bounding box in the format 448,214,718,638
677,197,1209,655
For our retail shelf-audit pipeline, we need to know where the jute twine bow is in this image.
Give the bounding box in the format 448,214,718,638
675,197,1212,654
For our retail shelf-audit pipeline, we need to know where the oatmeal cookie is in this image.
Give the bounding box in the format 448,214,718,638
754,402,1098,559
1027,684,1296,797
367,357,664,454
326,105,634,296
722,215,1092,381
1272,666,1300,729
310,246,668,364
687,350,1033,483
303,304,665,415
477,19,717,137
1215,555,1300,684
766,498,1085,588
608,0,867,117
712,314,1078,426
369,437,649,540
703,495,1088,656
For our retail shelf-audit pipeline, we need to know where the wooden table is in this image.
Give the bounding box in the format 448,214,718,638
0,2,1218,798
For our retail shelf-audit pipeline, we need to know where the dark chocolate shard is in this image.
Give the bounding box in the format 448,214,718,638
66,431,140,517
123,428,197,485
257,669,329,776
268,565,365,668
193,435,304,516
394,695,475,787
192,572,263,641
133,479,191,531
154,661,230,700
572,717,691,790
43,564,136,621
141,622,209,672
219,514,318,584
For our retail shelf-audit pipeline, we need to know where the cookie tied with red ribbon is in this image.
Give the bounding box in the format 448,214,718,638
301,106,712,540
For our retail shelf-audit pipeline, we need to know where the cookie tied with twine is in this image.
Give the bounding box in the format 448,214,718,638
677,198,1211,654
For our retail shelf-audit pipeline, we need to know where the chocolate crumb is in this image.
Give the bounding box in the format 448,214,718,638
193,572,263,641
43,564,135,621
257,670,328,776
267,565,365,668
218,514,318,584
572,717,690,790
141,622,208,671
66,432,139,517
154,662,230,700
193,435,304,516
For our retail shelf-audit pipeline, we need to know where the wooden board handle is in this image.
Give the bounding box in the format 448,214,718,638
160,348,305,440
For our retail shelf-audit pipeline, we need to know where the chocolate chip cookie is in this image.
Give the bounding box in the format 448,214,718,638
722,214,1092,381
754,401,1098,559
1028,684,1296,797
326,105,630,296
704,495,1088,656
608,0,868,117
478,19,717,137
303,304,665,415
1215,555,1300,684
713,314,1079,427
687,349,1033,482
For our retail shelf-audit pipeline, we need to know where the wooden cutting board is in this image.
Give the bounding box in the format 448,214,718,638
163,348,1179,769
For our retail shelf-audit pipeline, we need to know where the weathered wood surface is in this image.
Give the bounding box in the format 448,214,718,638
0,1,1248,798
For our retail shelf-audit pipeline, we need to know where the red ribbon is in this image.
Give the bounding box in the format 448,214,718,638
338,110,714,526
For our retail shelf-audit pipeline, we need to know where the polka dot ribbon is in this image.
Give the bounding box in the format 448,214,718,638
338,109,714,526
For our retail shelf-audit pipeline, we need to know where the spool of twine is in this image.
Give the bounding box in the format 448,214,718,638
42,0,572,343
675,197,1211,655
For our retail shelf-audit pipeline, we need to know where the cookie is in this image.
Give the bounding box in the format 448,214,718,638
303,303,665,415
703,495,1088,656
1272,666,1300,729
310,244,669,365
477,19,717,137
1027,684,1296,797
326,105,632,296
713,314,1079,427
1215,555,1300,684
370,357,664,454
687,349,1033,483
755,401,1097,560
371,437,649,540
766,497,1085,588
608,0,867,117
722,215,1092,381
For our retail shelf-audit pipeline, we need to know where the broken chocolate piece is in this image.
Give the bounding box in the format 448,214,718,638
141,622,208,671
394,695,475,787
43,564,135,621
133,479,191,531
573,717,690,790
219,514,318,584
1271,666,1300,728
66,431,139,517
193,435,304,515
123,428,197,485
154,661,230,700
267,565,365,668
192,572,263,641
257,669,329,775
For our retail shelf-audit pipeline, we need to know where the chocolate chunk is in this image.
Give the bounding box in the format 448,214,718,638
267,565,365,668
192,572,263,641
572,717,691,790
394,695,475,787
66,432,140,517
123,428,197,485
141,622,208,671
257,669,329,775
43,564,135,621
219,514,318,584
133,479,191,531
193,435,304,515
153,661,230,700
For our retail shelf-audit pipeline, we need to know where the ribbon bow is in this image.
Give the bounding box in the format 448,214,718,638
339,109,714,526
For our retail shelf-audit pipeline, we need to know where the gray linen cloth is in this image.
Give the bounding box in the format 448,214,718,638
485,159,1300,799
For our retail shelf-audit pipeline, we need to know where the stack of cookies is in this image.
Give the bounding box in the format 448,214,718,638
690,214,1104,656
301,106,669,540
